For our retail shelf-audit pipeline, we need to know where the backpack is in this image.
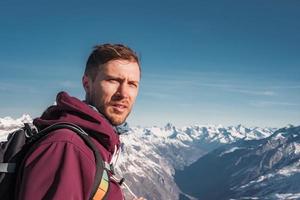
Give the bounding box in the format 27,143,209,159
0,122,110,200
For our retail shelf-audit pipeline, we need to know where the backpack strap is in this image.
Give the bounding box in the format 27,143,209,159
93,169,109,200
0,163,16,173
29,122,109,200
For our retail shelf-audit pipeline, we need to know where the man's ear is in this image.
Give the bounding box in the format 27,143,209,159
82,75,90,93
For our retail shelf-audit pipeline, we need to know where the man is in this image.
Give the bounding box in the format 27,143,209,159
17,44,145,200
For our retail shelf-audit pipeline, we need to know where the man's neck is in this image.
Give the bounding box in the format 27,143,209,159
84,102,129,135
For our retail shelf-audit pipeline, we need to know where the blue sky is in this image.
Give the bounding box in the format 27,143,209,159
0,0,299,127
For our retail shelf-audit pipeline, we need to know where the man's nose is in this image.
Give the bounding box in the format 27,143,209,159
115,83,129,99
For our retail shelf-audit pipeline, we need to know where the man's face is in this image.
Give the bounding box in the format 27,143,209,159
83,59,140,125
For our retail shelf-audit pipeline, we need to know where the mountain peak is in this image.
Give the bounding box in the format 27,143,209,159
164,122,175,131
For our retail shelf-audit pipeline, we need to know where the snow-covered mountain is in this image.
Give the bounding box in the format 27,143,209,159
115,123,275,200
0,115,283,200
175,125,300,200
0,114,32,141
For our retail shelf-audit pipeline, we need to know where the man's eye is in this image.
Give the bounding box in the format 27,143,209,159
129,82,138,88
108,79,118,83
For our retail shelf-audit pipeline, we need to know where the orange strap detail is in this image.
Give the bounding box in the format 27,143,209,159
93,170,109,200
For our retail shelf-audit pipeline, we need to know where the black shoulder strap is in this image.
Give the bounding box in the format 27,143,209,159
30,122,106,200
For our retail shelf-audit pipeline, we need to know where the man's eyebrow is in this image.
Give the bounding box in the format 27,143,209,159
104,74,124,80
104,74,119,79
105,75,139,82
103,75,122,82
129,79,139,83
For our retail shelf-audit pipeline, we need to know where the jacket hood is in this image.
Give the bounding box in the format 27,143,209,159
33,91,120,154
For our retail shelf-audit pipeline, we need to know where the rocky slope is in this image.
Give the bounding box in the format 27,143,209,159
116,123,275,200
175,125,300,200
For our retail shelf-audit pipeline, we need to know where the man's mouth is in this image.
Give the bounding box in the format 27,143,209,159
111,103,128,113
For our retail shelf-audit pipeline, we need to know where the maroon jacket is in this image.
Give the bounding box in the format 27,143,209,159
17,92,123,200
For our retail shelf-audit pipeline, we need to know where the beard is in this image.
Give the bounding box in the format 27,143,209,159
86,91,132,125
98,103,131,125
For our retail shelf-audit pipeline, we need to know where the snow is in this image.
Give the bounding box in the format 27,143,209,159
238,173,275,189
0,114,32,141
277,160,300,177
294,143,300,154
274,132,286,140
220,147,243,156
275,193,300,200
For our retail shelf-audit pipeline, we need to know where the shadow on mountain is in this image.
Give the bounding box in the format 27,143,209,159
175,125,300,200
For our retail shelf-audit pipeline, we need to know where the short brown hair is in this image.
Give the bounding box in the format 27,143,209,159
84,43,140,80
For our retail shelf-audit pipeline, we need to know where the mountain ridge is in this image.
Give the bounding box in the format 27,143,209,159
175,125,300,200
1,115,297,200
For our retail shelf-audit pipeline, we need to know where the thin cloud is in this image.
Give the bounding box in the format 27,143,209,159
0,80,80,95
250,101,300,107
268,85,300,89
225,88,276,96
194,82,277,96
59,81,80,89
177,103,193,107
143,78,278,97
142,92,174,99
0,82,38,94
142,72,299,98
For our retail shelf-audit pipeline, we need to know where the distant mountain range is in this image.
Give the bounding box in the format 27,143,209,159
175,125,300,200
1,115,299,200
116,123,277,200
